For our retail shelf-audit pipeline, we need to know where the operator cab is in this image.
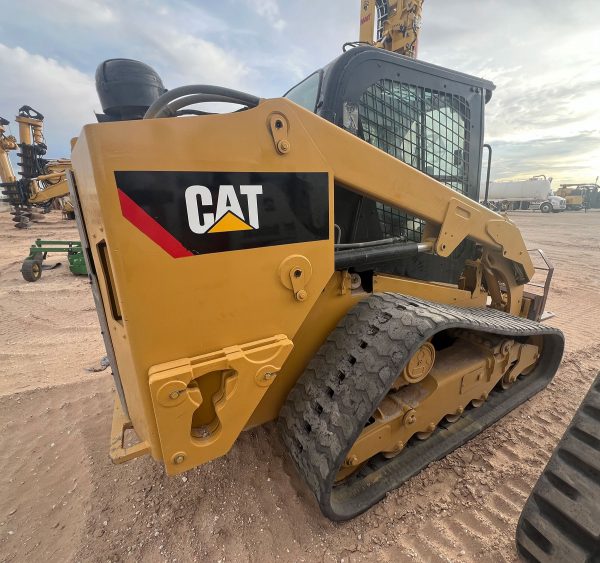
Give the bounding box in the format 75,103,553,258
285,46,495,284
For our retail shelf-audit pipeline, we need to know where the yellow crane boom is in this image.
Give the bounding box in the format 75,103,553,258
0,117,18,184
359,0,424,57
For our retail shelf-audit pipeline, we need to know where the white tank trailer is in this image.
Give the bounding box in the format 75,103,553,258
481,176,566,213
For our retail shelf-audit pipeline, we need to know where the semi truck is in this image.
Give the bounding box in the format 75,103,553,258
481,175,566,213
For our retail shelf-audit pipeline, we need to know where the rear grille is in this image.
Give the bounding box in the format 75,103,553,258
359,79,471,242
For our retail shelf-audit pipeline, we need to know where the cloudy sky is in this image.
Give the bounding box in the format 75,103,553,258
1,0,599,186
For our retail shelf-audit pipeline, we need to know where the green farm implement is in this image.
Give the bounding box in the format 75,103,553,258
21,239,87,282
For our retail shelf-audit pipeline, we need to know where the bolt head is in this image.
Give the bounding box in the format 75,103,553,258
406,414,416,425
169,390,180,400
350,273,362,289
277,140,290,153
174,454,185,465
295,289,308,301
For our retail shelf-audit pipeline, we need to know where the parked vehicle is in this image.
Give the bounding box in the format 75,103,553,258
556,183,600,210
482,175,566,213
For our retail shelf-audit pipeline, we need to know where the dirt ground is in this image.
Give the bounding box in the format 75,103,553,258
1,207,599,563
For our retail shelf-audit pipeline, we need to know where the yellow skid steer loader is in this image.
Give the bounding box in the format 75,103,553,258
70,49,563,520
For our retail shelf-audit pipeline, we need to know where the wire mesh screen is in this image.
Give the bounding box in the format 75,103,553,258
359,79,471,242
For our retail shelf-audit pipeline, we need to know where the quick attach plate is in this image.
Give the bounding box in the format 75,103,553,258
148,334,293,474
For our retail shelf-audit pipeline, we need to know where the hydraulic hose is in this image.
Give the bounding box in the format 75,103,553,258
334,236,405,249
155,93,255,118
144,85,260,119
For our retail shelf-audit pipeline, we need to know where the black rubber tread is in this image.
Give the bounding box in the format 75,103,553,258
279,293,564,521
516,372,600,563
21,258,42,282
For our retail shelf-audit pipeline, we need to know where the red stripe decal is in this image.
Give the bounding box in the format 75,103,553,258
117,189,193,258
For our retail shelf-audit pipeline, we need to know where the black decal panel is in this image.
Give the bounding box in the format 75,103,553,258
115,171,330,256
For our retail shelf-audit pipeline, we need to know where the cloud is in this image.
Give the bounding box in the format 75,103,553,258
489,132,600,185
0,44,97,159
0,1,255,157
419,0,600,185
243,0,286,31
2,0,598,190
134,27,252,90
51,0,117,23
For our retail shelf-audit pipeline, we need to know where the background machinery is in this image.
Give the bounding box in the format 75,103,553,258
0,106,73,228
0,117,18,187
483,176,566,214
359,0,424,58
556,183,600,210
68,6,564,520
20,238,86,282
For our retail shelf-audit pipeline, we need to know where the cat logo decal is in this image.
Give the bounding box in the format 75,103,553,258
185,184,262,234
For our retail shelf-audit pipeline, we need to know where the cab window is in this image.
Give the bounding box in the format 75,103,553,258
284,71,322,112
358,79,471,242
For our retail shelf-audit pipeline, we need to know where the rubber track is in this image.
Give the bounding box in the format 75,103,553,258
516,372,600,562
279,293,564,520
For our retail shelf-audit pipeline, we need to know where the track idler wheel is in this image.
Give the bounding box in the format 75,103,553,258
399,342,435,385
